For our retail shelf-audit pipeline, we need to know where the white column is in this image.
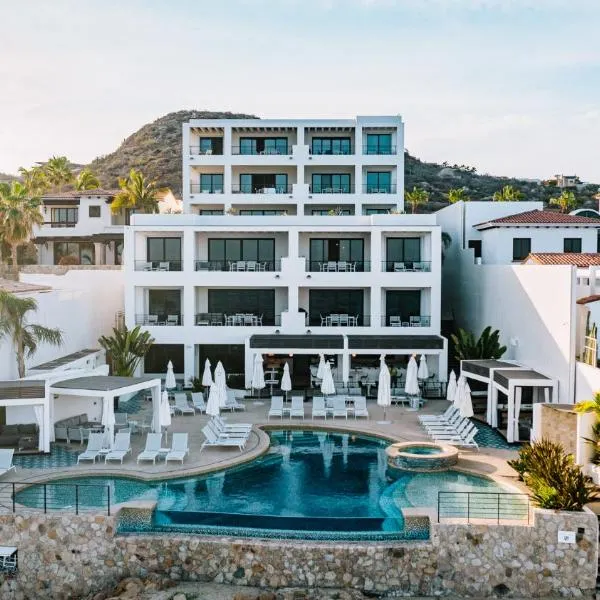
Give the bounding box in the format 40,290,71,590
490,385,499,427
152,383,161,433
370,230,383,326
244,338,253,389
438,339,448,382
512,385,522,443
123,231,136,329
396,122,405,210
182,125,191,211
224,125,232,196
183,229,196,329
183,344,195,382
342,352,350,384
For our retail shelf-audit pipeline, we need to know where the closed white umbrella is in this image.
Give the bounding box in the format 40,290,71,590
159,390,171,429
446,370,457,402
454,374,466,411
377,354,392,424
417,354,429,380
460,381,474,418
251,354,266,397
317,354,326,380
102,397,116,449
320,362,336,396
281,362,292,399
215,361,228,408
202,358,213,387
165,360,176,390
206,384,220,417
404,356,420,396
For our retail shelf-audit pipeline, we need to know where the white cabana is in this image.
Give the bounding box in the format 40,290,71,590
320,362,336,396
317,354,326,380
251,354,266,397
165,361,176,390
417,355,429,380
460,381,474,418
281,362,292,398
404,356,420,396
206,383,220,417
201,359,213,387
377,355,392,424
446,370,457,402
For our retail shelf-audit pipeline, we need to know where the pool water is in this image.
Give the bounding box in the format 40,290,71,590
17,430,505,539
402,446,443,455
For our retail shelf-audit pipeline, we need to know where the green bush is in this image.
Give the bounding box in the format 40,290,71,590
188,376,203,392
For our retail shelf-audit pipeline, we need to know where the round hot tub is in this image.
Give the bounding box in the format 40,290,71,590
386,442,459,472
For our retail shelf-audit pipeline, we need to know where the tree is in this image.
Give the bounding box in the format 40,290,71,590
0,181,44,276
405,186,429,214
110,169,161,215
451,326,507,361
493,185,524,202
0,291,63,377
75,168,100,191
43,156,73,192
446,187,470,204
18,166,48,195
98,326,155,376
549,190,578,214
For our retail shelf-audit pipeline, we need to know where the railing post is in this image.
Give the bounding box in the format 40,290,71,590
75,485,79,516
466,492,470,523
437,493,440,523
107,485,111,516
12,483,15,513
43,484,47,514
497,494,500,524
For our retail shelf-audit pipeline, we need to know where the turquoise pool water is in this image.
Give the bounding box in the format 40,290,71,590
17,430,506,539
402,446,443,455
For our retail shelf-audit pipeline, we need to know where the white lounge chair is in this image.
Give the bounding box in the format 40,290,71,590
268,396,284,420
137,433,163,464
424,411,463,432
206,420,249,440
419,406,457,423
192,392,206,414
331,396,348,419
201,425,247,452
104,431,132,464
213,415,252,433
312,397,327,419
431,421,474,441
433,424,479,449
165,433,189,464
174,393,194,416
289,396,305,419
114,413,129,432
225,390,246,411
77,433,105,464
0,449,16,476
353,397,369,419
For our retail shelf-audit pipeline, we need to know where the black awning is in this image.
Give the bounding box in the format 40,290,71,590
249,335,344,349
462,360,518,379
493,369,551,389
347,335,445,350
32,348,100,371
0,381,46,400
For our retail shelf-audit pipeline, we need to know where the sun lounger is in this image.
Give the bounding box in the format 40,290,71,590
225,390,246,412
77,433,105,464
428,419,471,439
352,397,370,419
104,431,132,464
174,393,195,416
431,421,475,441
312,396,327,419
424,412,463,432
289,396,305,419
433,425,479,449
268,396,284,419
331,396,348,419
419,406,457,423
213,415,252,432
207,420,249,440
0,449,16,476
114,413,129,432
165,433,189,464
201,425,248,452
191,392,206,414
136,433,163,464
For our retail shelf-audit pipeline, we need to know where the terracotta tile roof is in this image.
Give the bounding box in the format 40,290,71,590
42,188,119,201
524,253,600,267
577,295,600,305
0,278,51,294
475,209,600,230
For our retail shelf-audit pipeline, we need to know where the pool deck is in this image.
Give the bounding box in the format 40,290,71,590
7,399,522,490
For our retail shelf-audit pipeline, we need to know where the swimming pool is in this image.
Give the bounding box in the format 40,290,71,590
17,430,507,540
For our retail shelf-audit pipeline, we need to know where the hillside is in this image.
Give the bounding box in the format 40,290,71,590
89,110,598,210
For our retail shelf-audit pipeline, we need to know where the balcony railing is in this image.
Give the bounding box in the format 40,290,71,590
382,261,432,272
381,315,431,327
306,260,370,273
44,221,78,228
309,147,354,156
308,314,371,327
308,185,355,194
231,146,292,156
195,313,281,326
136,314,183,326
362,145,397,155
190,183,223,194
231,184,293,194
362,184,397,194
189,146,223,156
134,260,183,272
195,259,281,272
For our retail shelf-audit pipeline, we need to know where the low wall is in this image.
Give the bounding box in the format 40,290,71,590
0,509,597,599
538,404,578,455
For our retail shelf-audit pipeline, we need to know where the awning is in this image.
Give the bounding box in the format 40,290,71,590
0,381,46,400
461,360,517,378
32,349,101,371
51,375,156,392
249,335,344,349
347,335,445,350
493,369,552,389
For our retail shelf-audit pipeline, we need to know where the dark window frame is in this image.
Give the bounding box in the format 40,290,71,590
512,238,531,261
208,237,276,264
564,237,582,253
88,205,101,218
311,173,351,193
146,237,182,262
51,207,78,225
145,344,184,374
54,241,95,265
239,173,288,193
366,171,392,192
311,137,352,155
239,137,288,155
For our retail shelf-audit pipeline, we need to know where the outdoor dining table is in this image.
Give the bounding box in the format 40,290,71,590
225,314,260,326
324,314,358,326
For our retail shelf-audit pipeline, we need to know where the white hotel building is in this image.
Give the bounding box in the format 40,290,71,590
124,116,447,389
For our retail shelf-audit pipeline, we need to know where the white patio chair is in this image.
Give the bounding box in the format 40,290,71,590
191,392,206,414
0,449,16,476
339,314,349,326
331,396,348,419
337,261,348,272
320,314,327,326
114,413,129,432
393,262,406,272
165,433,189,464
200,425,247,452
432,423,477,445
225,390,246,411
410,316,421,327
389,316,401,327
136,433,163,464
268,396,284,420
353,397,369,419
326,261,337,272
147,315,158,326
104,431,132,464
289,396,305,419
312,397,327,419
166,314,179,326
424,411,463,432
174,393,194,415
419,406,457,423
157,262,170,271
430,420,472,440
213,415,252,433
330,314,340,326
236,261,246,271
77,433,105,464
246,261,257,271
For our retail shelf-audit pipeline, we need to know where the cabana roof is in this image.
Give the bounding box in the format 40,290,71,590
31,349,102,371
493,368,552,389
0,381,46,401
51,375,157,394
461,359,519,378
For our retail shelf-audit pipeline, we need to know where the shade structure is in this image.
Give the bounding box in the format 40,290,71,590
377,355,392,423
404,356,420,396
165,361,176,390
206,384,220,417
316,354,326,380
159,390,171,429
214,361,228,408
460,381,474,418
101,397,116,449
320,362,336,396
453,374,466,410
446,370,457,402
251,354,266,396
281,362,292,397
417,355,429,380
201,358,213,387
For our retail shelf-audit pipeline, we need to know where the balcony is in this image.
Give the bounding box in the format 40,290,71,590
305,260,370,273
362,145,397,155
308,185,355,194
231,146,292,156
44,221,78,228
362,184,397,194
381,315,431,327
195,259,281,272
308,313,371,327
190,183,223,194
134,260,183,272
189,145,223,156
195,312,281,326
135,313,183,326
382,261,431,272
309,147,354,156
232,184,292,194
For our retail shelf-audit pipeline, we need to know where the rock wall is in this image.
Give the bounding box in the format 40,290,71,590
0,509,597,599
539,404,578,455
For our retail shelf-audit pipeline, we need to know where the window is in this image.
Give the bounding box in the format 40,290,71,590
239,210,286,216
199,209,224,215
147,237,182,266
88,206,101,218
239,174,288,193
208,289,276,325
468,240,482,259
365,133,392,154
309,238,364,270
308,289,365,326
54,242,94,265
115,241,123,266
386,237,421,270
386,290,421,322
366,171,392,193
208,238,275,268
311,209,352,215
199,174,223,193
364,208,390,215
311,137,351,155
144,344,184,374
198,344,245,386
51,207,78,227
512,238,531,261
198,137,223,155
564,238,582,253
311,174,351,193
239,137,288,155
148,289,181,320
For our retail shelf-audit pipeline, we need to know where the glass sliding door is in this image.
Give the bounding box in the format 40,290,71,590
365,133,392,154
238,174,288,193
385,290,421,325
239,137,288,155
148,289,182,323
147,237,182,270
208,289,276,325
311,174,351,193
309,238,364,271
308,289,365,326
200,174,223,193
385,237,421,271
366,171,392,193
208,238,276,270
311,137,352,155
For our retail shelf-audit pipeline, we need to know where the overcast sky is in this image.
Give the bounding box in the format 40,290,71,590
1,0,598,180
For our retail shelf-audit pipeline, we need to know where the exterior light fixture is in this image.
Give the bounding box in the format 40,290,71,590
307,275,311,279
275,329,280,334
306,329,312,334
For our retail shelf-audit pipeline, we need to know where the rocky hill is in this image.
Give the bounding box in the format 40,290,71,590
88,110,597,211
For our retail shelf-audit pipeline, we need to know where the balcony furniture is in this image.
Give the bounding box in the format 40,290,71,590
210,313,223,326
166,314,180,326
142,262,154,271
393,262,406,272
331,397,348,419
246,261,257,271
157,262,170,271
174,393,194,416
409,316,421,327
329,314,340,326
312,397,327,419
317,261,356,272
289,396,305,419
389,316,402,327
339,314,349,326
196,315,210,326
147,315,158,325
413,262,424,272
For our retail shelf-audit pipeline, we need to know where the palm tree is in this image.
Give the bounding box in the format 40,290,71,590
43,156,73,192
75,168,101,191
111,169,161,216
451,326,507,361
405,186,429,214
98,326,155,376
0,291,63,377
493,185,524,202
446,187,470,204
0,181,44,276
549,190,578,214
18,166,48,195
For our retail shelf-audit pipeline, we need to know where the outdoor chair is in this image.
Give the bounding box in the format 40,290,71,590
337,261,348,272
213,415,252,433
424,411,463,432
320,314,327,326
246,261,257,271
104,431,132,464
174,393,194,415
191,392,206,414
353,397,369,419
157,262,170,271
142,262,153,271
0,449,16,477
114,413,129,432
147,315,158,326
136,433,163,464
77,433,105,464
268,396,284,419
410,316,421,327
67,426,87,445
326,261,337,272
166,314,179,326
330,314,340,326
289,396,305,419
430,419,472,440
225,390,246,411
200,425,248,452
419,406,457,423
312,397,327,419
137,416,153,435
389,316,401,327
207,421,249,442
432,422,477,444
331,396,348,419
165,433,189,464
393,262,406,272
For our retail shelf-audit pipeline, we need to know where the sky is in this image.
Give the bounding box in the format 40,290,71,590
0,0,599,181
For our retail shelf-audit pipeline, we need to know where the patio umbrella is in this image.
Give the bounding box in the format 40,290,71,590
316,354,326,380
377,354,392,424
404,355,420,396
417,355,429,380
446,370,457,402
251,354,266,398
201,358,213,387
206,384,220,417
165,360,176,390
281,362,292,399
453,374,465,411
102,397,116,449
320,362,336,396
214,361,228,408
159,390,171,430
460,381,474,418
